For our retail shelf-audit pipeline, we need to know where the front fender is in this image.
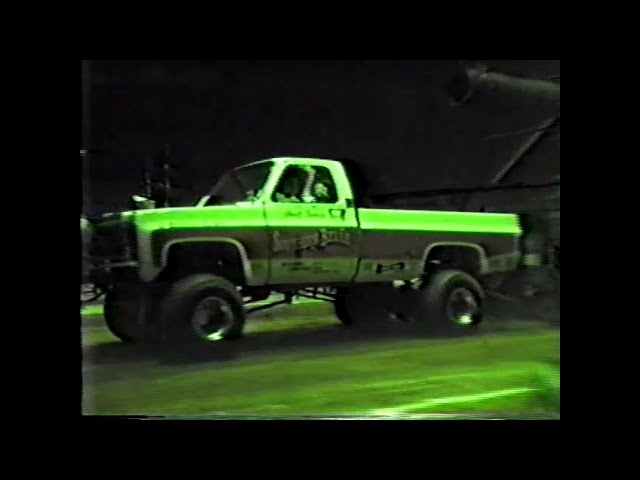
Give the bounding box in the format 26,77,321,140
141,236,254,284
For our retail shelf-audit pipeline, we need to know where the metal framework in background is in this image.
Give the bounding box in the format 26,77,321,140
447,62,560,211
490,116,559,186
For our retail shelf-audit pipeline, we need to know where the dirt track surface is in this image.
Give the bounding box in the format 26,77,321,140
82,293,560,418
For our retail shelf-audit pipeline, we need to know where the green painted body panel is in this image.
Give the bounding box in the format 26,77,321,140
358,209,521,235
127,204,521,237
127,204,267,232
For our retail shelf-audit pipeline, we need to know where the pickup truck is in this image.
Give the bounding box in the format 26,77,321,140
84,156,542,344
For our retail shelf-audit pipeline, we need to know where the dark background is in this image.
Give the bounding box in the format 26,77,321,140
82,59,559,215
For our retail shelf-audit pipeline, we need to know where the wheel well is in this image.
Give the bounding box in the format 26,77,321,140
424,245,484,276
158,242,247,285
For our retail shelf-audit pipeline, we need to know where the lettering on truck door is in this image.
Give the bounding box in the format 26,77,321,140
266,163,359,284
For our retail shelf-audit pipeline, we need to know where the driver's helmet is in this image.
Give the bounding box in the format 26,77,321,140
308,169,333,202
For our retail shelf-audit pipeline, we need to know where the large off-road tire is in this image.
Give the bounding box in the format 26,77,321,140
103,288,149,343
418,269,485,334
159,274,246,344
334,284,397,327
81,284,104,304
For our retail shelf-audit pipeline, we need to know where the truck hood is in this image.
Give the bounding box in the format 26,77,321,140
115,203,266,232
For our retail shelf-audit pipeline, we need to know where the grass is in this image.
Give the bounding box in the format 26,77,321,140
82,302,559,417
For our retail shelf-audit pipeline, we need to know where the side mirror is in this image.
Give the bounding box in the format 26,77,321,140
130,195,156,210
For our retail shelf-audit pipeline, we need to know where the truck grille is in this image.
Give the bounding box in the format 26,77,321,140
88,217,137,263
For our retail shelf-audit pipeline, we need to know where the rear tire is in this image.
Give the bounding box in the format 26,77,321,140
160,274,246,344
418,269,485,334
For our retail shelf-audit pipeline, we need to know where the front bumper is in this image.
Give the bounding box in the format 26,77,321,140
88,262,139,288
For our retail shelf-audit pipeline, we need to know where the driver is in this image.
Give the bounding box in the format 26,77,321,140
311,181,331,202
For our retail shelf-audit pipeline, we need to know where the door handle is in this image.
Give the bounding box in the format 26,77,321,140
329,208,346,219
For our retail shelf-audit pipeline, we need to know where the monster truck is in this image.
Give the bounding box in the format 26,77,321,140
83,157,547,344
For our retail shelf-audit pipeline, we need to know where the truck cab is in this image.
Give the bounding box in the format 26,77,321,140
196,157,361,285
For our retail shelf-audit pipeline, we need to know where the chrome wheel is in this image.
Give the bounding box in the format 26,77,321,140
446,287,479,325
191,296,235,341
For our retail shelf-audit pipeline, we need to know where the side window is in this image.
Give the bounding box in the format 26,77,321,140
272,166,307,203
272,165,338,204
306,166,338,204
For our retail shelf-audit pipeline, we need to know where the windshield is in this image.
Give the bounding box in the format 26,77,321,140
202,161,273,206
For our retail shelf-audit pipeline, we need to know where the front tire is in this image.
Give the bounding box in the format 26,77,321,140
103,287,149,343
160,274,246,344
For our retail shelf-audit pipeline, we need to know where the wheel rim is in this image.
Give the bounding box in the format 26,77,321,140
445,287,479,325
191,296,235,341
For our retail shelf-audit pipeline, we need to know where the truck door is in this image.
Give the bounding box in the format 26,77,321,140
266,163,359,284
